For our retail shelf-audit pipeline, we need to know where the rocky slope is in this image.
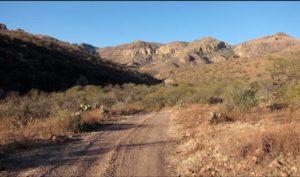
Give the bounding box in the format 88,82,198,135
94,32,300,80
169,104,300,177
233,32,300,58
0,25,160,94
97,37,234,68
97,40,163,67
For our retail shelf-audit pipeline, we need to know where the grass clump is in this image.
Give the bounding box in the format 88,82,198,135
236,125,300,161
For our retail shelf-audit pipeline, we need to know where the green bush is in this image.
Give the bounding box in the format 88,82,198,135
222,81,259,112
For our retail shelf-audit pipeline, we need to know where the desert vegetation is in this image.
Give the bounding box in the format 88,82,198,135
1,23,300,176
168,57,300,176
1,57,299,159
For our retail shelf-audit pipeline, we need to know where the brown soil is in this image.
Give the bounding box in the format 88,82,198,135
0,111,175,177
168,104,300,176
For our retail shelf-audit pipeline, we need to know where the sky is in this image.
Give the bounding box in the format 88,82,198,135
0,2,300,47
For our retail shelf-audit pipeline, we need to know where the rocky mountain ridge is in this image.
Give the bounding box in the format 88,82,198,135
94,32,300,71
1,22,300,82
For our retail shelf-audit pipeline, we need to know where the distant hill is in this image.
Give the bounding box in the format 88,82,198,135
93,32,300,79
96,37,234,68
0,24,160,94
233,32,300,58
169,33,300,85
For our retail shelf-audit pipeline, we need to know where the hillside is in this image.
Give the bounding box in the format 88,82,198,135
93,32,300,80
233,32,300,58
97,40,163,67
0,25,160,95
171,33,300,84
97,37,234,68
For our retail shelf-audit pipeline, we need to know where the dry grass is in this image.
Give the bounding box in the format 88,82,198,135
0,115,73,155
169,104,300,176
234,125,300,160
172,57,270,85
0,117,67,143
0,108,105,155
0,88,147,155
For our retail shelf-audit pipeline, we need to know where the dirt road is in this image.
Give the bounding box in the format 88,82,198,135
1,111,176,177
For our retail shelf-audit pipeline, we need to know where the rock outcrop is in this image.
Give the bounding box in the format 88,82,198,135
176,37,234,64
155,41,188,57
97,37,234,68
97,40,163,66
0,23,7,30
51,32,300,80
94,33,300,79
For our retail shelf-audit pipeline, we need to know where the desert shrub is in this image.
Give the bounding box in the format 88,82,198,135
208,96,223,104
0,91,52,125
55,110,82,132
142,89,166,109
175,82,227,105
222,81,259,112
219,111,239,122
139,82,233,109
264,58,300,109
267,102,289,112
281,83,300,109
208,111,236,124
268,57,300,90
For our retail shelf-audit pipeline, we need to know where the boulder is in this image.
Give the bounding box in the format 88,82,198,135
0,23,7,30
268,159,282,168
208,111,221,122
164,78,176,86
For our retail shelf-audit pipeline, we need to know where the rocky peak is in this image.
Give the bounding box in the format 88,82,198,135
97,41,164,66
273,32,289,37
132,40,145,44
183,37,231,54
156,41,189,55
188,37,231,52
233,32,300,58
171,37,234,64
267,32,292,41
0,23,7,30
125,40,163,50
78,43,97,55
